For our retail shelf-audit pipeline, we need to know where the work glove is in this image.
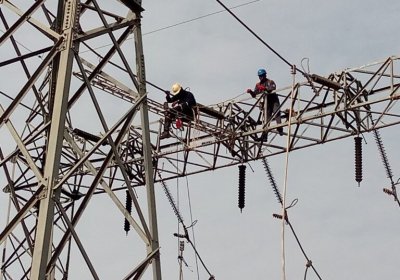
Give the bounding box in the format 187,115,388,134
246,89,253,94
176,104,184,111
256,84,266,91
172,102,181,110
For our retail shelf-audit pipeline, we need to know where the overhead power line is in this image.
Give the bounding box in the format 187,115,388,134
80,0,262,54
214,0,305,75
2,1,262,58
144,0,261,35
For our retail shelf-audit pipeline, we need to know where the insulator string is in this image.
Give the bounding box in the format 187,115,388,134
354,136,363,186
238,165,246,212
124,190,132,234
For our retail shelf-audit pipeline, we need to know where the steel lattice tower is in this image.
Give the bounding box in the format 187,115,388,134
0,1,162,279
1,1,400,279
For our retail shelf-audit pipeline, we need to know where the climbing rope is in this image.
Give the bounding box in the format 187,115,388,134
185,176,201,280
279,65,297,280
263,157,323,280
261,66,323,280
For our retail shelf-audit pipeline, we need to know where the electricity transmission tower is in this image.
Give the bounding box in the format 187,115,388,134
1,0,400,279
1,0,161,279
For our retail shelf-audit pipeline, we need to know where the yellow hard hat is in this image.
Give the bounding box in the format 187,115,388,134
171,83,182,95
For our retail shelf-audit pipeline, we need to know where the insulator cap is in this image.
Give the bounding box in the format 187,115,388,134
383,188,394,196
273,213,283,220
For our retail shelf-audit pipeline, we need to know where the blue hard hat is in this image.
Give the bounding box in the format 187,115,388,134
257,69,267,76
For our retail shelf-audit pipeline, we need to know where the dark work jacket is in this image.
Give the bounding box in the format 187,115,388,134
166,89,196,108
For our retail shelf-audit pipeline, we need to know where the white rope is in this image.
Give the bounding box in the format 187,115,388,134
281,65,297,280
175,128,182,277
185,176,200,280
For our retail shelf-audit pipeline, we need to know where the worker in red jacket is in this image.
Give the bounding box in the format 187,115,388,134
247,68,283,139
160,83,197,139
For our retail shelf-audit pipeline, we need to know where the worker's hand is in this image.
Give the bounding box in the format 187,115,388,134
256,84,266,91
164,90,171,96
174,104,183,111
247,89,256,98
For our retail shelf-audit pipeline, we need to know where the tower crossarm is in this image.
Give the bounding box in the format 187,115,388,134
71,56,400,187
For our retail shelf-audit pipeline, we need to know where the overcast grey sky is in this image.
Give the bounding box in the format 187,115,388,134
141,1,400,279
1,0,400,279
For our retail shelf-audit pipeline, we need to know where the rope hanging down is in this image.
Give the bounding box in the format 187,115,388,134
262,157,323,280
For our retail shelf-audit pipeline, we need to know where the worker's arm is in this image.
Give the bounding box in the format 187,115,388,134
247,83,265,97
165,91,180,103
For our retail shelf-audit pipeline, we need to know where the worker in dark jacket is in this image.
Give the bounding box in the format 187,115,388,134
247,68,283,139
160,83,197,139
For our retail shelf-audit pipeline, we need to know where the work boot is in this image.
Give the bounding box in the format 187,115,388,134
159,131,170,140
277,127,283,136
160,116,172,140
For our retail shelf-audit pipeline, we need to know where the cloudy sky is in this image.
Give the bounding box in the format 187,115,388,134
1,0,400,279
142,1,400,279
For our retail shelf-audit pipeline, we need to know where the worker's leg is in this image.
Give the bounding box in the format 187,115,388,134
272,101,283,135
160,106,174,139
258,97,270,141
272,101,282,124
181,105,194,122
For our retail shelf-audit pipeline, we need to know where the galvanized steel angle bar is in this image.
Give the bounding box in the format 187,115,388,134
75,17,138,42
46,101,140,273
73,52,118,148
372,99,399,129
0,38,63,128
2,236,30,276
0,9,48,116
348,57,393,104
2,227,36,272
67,26,134,108
63,131,151,244
122,248,160,280
232,96,263,133
54,94,146,190
0,0,44,46
79,2,123,21
90,0,140,89
0,149,35,254
54,200,100,279
0,105,44,184
79,57,140,101
0,185,44,246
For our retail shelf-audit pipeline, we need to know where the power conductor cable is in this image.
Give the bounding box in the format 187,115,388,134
213,0,305,76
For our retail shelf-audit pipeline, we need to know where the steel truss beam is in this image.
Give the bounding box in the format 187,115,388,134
75,56,400,186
